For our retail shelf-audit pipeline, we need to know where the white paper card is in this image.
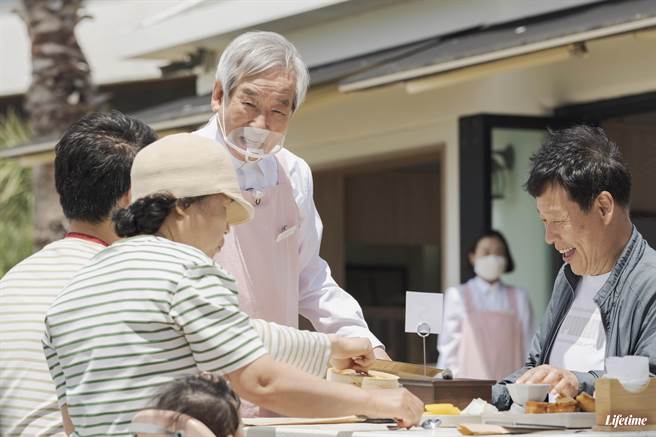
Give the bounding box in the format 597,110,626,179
405,291,443,334
604,356,649,391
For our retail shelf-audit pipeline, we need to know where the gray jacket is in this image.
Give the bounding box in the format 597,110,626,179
493,226,656,410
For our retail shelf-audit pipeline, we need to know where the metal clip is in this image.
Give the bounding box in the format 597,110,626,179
252,190,263,206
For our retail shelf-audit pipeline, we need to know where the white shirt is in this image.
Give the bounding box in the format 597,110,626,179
437,277,534,374
0,237,104,437
549,272,610,372
194,116,382,348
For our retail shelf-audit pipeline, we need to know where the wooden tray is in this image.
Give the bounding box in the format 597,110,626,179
400,378,495,409
243,416,364,427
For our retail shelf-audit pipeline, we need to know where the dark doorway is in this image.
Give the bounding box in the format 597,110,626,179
314,154,442,363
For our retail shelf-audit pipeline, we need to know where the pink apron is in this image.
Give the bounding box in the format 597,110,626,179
456,284,523,381
214,157,301,417
215,156,301,328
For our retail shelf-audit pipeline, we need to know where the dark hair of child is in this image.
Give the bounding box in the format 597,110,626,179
150,373,241,437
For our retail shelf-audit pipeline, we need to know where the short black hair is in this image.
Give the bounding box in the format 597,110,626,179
54,111,157,222
150,374,241,437
525,125,631,212
468,229,515,273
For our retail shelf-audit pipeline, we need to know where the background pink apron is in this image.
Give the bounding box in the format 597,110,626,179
456,284,524,381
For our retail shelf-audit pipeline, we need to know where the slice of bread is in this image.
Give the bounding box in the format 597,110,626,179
525,401,548,414
575,392,596,412
547,397,578,413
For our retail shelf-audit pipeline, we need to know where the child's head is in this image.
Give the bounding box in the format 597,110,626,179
150,373,242,437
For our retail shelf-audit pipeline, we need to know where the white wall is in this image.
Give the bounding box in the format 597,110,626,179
285,69,554,290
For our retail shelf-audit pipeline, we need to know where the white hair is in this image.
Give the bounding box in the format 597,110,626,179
215,31,310,112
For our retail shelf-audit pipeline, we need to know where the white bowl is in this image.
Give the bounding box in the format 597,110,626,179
506,383,551,406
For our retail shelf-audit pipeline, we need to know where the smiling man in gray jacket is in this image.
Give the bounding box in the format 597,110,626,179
493,125,656,410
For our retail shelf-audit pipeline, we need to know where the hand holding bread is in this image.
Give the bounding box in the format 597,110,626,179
328,335,374,372
516,364,580,399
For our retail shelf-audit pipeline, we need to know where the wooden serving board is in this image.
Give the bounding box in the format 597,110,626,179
243,416,365,427
370,359,441,380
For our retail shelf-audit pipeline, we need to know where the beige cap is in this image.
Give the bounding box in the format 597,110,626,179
130,133,253,225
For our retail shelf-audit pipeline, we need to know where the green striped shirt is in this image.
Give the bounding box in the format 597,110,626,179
0,237,104,437
249,319,331,378
43,235,266,437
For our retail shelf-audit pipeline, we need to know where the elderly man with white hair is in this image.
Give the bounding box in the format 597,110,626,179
194,31,389,359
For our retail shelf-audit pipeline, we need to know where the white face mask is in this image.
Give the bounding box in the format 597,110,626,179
218,98,285,163
474,255,507,282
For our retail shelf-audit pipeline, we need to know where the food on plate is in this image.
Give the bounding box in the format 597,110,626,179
524,401,548,414
424,403,461,415
575,392,596,412
526,397,581,414
547,396,578,413
326,368,399,389
523,394,595,414
460,398,498,416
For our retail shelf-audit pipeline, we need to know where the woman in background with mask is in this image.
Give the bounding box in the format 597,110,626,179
437,230,533,380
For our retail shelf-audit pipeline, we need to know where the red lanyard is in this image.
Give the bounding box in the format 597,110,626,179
65,232,109,247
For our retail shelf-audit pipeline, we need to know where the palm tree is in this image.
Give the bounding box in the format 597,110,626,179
0,111,33,275
17,0,99,248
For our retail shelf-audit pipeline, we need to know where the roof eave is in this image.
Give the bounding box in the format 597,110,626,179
338,16,656,93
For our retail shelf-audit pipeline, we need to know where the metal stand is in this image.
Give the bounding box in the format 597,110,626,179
416,322,431,376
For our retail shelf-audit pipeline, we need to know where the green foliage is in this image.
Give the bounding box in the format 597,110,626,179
0,110,34,275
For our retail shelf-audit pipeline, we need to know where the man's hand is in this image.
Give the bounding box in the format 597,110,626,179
328,335,374,371
516,364,580,398
373,346,391,361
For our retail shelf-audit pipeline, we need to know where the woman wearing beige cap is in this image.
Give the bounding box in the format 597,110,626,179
42,133,423,437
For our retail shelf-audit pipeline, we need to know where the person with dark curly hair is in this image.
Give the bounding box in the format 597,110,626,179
0,111,157,437
493,125,656,410
42,133,424,436
131,373,242,437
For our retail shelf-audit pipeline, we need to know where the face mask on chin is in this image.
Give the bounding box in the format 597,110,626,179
218,98,285,163
474,255,507,282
